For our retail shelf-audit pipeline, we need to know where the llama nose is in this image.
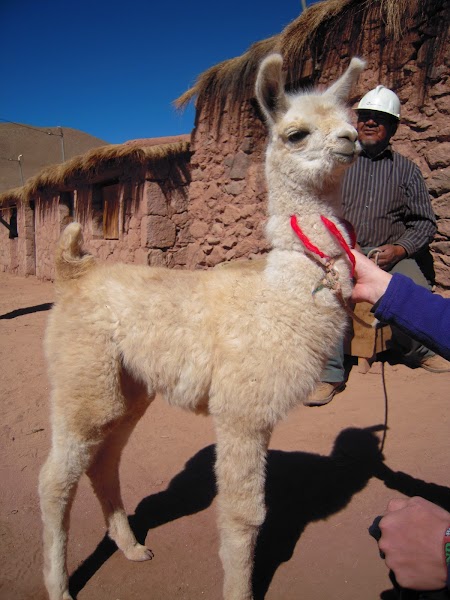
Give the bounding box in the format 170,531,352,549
336,126,358,142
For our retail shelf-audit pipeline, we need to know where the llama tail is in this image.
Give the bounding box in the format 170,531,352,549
55,222,96,282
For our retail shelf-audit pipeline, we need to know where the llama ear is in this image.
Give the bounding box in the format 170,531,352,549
255,53,289,125
323,57,366,102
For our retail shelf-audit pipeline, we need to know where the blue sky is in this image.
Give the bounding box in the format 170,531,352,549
0,0,318,144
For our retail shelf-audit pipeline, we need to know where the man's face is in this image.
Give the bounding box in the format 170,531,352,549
356,110,396,150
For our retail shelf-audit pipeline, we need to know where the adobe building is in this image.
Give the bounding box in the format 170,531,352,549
0,138,191,280
1,0,449,290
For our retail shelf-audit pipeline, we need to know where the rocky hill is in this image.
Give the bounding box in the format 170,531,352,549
0,122,108,192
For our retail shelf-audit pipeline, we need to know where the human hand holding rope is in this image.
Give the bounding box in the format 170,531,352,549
371,243,407,270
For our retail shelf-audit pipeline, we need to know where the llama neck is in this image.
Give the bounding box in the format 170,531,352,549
265,152,346,213
266,182,347,257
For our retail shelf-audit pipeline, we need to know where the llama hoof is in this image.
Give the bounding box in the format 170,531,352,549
124,543,154,561
49,591,73,600
45,580,73,600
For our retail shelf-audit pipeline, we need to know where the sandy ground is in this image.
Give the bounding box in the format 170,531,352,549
1,270,450,600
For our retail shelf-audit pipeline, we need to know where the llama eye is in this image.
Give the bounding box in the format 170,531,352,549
286,130,309,144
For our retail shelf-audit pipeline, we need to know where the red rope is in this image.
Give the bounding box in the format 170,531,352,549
290,215,330,260
339,218,357,250
290,214,355,277
320,215,356,276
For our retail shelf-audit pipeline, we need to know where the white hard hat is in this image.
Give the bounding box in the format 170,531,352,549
357,85,401,120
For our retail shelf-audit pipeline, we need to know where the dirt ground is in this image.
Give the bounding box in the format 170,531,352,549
1,270,450,600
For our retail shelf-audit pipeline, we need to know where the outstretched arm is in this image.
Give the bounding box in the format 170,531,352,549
351,249,450,360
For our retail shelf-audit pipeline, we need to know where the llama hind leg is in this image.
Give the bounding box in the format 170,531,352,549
214,420,272,600
39,436,97,600
86,393,153,562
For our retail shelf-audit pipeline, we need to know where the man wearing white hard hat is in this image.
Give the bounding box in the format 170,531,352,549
307,85,450,406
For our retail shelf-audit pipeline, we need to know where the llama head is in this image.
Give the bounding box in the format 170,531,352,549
255,54,366,212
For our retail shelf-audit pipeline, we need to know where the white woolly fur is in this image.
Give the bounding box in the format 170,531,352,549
39,54,366,600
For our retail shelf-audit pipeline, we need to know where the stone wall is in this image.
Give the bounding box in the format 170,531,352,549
184,105,270,270
24,154,192,280
34,195,61,280
83,182,148,266
17,202,36,276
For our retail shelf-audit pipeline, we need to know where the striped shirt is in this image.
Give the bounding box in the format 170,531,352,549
341,147,436,257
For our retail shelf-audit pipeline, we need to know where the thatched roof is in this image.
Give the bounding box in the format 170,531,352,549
175,0,447,121
26,139,191,196
0,137,191,205
124,134,190,148
0,187,25,207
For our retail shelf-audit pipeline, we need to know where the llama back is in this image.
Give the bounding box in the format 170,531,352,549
55,222,96,282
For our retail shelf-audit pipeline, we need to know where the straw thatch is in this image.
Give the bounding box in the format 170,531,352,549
23,140,190,198
175,0,446,123
175,37,278,121
0,138,190,207
0,187,26,207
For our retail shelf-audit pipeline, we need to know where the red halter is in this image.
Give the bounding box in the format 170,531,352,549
290,214,356,277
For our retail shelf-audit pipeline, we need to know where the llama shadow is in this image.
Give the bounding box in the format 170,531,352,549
68,427,450,599
68,444,217,597
0,302,53,319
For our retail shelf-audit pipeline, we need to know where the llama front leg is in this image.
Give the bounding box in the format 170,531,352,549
214,421,271,600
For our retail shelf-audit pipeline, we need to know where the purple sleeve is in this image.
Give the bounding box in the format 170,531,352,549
374,273,450,360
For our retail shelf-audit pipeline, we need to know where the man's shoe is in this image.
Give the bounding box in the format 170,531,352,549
304,382,345,407
417,354,450,373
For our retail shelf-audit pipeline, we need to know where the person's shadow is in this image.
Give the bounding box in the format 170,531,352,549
253,426,450,599
68,426,450,599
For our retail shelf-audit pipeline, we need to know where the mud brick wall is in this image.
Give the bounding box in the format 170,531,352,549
34,195,61,280
184,104,269,270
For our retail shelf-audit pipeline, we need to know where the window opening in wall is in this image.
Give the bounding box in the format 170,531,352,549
29,200,37,274
0,205,18,238
92,186,103,238
9,206,18,238
92,181,120,239
60,191,75,230
102,183,120,239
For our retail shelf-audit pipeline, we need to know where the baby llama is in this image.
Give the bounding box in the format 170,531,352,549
39,53,365,600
